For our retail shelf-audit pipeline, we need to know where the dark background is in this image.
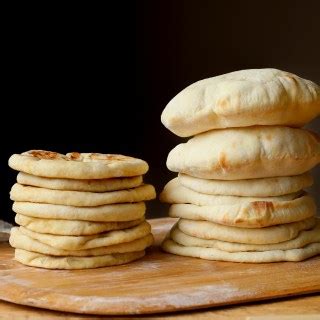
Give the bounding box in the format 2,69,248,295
2,1,319,223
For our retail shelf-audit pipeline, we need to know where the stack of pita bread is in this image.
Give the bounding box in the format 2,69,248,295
8,151,156,269
160,69,320,263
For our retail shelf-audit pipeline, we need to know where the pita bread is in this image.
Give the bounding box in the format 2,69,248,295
12,201,146,222
168,195,316,228
19,221,151,250
17,172,143,192
167,126,320,180
160,178,299,206
10,227,154,256
161,69,320,137
171,221,320,252
9,151,148,179
15,214,144,235
162,239,320,263
10,183,156,207
15,248,145,269
178,172,313,197
178,217,316,244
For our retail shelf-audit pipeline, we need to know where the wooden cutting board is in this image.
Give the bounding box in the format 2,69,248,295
0,218,319,315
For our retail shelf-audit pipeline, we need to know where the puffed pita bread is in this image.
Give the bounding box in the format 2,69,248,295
10,183,156,207
168,195,316,228
161,69,320,137
10,227,154,256
167,126,320,180
162,239,320,263
178,217,316,244
15,248,145,269
19,221,151,250
160,178,299,206
178,172,313,197
9,150,148,179
171,221,320,252
17,172,143,192
13,201,146,222
15,214,144,235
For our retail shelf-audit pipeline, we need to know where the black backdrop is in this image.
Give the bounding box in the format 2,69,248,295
2,1,319,223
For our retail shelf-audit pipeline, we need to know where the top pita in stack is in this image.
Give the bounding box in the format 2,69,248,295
9,151,156,269
160,68,320,263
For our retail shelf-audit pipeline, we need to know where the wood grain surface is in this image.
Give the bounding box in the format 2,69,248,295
0,294,319,319
0,218,319,315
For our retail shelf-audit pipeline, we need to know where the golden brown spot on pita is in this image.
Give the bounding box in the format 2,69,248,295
218,99,228,108
106,154,129,161
65,153,132,162
89,154,129,161
218,152,229,170
27,150,60,160
252,201,274,212
68,152,81,160
283,74,298,83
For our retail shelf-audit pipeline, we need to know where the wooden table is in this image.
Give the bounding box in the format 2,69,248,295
0,294,319,319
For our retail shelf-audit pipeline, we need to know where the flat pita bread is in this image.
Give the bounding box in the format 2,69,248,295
161,69,320,137
19,221,151,250
168,195,316,228
13,201,146,222
10,183,156,206
167,126,320,180
178,217,316,244
15,214,144,235
178,172,313,197
171,221,320,252
162,239,320,263
15,248,145,269
10,227,154,256
160,178,299,206
17,172,143,192
9,151,148,179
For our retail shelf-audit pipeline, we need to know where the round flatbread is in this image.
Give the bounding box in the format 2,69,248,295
13,202,146,222
178,173,313,197
178,217,316,244
10,227,154,256
168,195,316,228
15,214,144,235
9,150,149,179
10,183,156,207
167,126,320,180
171,221,320,252
18,221,151,250
162,239,320,263
17,172,143,192
161,68,320,137
160,178,299,206
15,248,145,269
